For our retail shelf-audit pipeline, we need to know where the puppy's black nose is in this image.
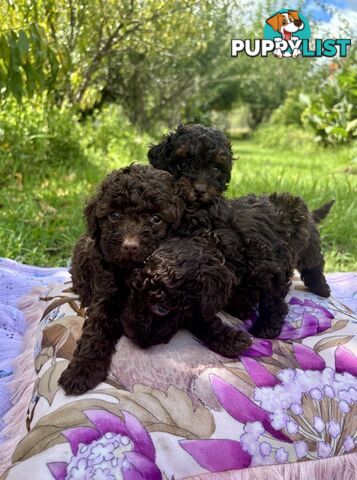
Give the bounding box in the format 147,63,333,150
194,184,207,196
294,19,302,27
122,238,139,254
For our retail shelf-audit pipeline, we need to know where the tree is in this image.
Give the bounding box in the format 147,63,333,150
0,22,62,100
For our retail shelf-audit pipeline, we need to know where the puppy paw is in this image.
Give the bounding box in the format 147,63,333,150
249,322,282,339
309,283,331,298
214,331,253,358
58,362,105,396
301,268,330,298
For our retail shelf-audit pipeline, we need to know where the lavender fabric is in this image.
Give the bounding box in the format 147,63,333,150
0,258,69,433
326,272,357,314
0,257,355,442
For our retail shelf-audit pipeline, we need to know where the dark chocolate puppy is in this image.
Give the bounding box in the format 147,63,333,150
59,164,184,395
121,237,252,357
148,124,233,206
121,194,331,352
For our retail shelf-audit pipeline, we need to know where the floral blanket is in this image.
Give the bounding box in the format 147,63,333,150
1,277,357,479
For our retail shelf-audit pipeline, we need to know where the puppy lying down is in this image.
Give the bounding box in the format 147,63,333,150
122,236,252,357
122,194,333,356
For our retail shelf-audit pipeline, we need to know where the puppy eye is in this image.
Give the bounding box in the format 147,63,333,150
109,212,121,222
178,159,188,170
150,214,162,225
150,304,170,316
211,166,221,176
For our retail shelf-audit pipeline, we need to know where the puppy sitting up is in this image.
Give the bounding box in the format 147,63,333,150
59,164,183,395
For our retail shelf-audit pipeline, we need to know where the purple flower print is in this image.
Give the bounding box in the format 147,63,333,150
48,410,160,480
335,345,357,376
180,439,251,472
246,345,357,465
287,297,334,324
278,297,334,340
240,356,280,387
243,338,273,357
293,343,326,370
181,344,357,472
294,441,308,458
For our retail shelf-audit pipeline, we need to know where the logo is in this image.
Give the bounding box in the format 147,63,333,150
231,9,351,58
264,9,309,58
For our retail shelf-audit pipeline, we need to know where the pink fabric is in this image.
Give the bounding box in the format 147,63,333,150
189,452,357,479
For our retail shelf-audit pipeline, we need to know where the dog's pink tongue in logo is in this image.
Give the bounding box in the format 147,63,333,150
282,29,292,41
265,10,306,58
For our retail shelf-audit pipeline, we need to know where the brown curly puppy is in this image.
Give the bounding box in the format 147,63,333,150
121,237,252,357
121,193,332,354
58,164,184,395
148,124,233,205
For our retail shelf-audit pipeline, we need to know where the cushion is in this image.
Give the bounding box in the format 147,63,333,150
0,276,356,479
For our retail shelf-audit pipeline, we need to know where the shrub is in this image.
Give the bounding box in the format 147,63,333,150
269,89,305,126
300,62,357,145
252,123,316,151
0,100,151,183
0,98,83,178
80,104,151,168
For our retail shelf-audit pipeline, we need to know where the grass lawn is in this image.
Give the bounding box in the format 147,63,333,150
1,138,356,271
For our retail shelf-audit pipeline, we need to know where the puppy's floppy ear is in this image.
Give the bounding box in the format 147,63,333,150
288,10,299,20
266,13,282,31
148,133,173,170
199,260,237,318
155,169,185,228
84,196,100,242
228,149,233,183
217,143,233,183
162,190,185,229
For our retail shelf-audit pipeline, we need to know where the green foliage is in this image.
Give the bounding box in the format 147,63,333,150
269,89,306,126
0,98,83,178
0,0,238,131
80,105,151,168
184,40,313,129
300,60,357,145
0,100,150,180
0,103,150,265
252,123,317,151
0,24,62,100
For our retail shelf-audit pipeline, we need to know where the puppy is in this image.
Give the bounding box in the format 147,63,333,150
267,193,332,299
59,164,183,395
121,237,252,357
121,194,332,353
148,124,233,206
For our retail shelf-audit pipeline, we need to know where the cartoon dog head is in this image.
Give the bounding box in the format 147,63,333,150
266,10,304,41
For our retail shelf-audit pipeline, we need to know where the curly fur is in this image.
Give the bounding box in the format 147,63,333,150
122,193,331,356
121,237,251,357
59,164,184,395
148,124,233,205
